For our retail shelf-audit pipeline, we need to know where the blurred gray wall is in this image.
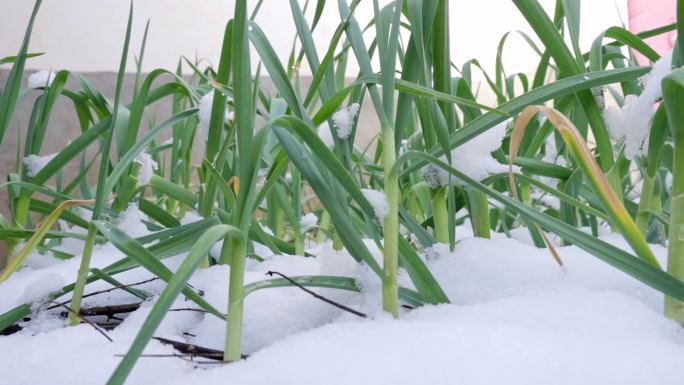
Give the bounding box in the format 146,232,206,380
0,69,381,262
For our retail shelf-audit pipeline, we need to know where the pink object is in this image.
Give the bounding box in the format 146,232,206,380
628,0,677,64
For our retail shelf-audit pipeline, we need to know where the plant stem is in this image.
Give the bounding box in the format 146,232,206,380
13,194,30,228
408,194,425,223
316,210,331,243
467,188,490,239
295,233,305,256
70,3,133,322
6,193,32,261
662,70,684,323
382,128,399,318
332,230,343,251
665,188,684,323
69,224,97,325
606,164,625,231
652,185,666,240
431,187,449,243
636,174,657,236
274,207,284,238
224,235,247,361
638,107,669,237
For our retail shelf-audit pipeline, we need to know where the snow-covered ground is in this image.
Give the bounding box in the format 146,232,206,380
1,207,683,385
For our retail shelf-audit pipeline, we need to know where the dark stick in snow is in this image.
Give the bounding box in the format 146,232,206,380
46,277,158,311
152,337,249,361
265,270,368,318
51,302,113,342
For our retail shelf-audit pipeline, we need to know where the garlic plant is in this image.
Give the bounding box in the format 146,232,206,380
1,1,684,384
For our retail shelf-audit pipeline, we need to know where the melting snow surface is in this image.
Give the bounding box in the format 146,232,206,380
1,214,683,385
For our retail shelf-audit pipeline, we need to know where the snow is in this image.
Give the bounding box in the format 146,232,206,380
398,139,409,156
22,152,58,178
421,162,450,188
317,104,360,147
173,292,683,385
450,119,514,181
536,136,567,189
134,152,158,186
0,205,152,314
361,188,389,223
317,121,335,147
2,210,684,385
180,211,225,259
53,216,90,256
331,103,360,140
179,212,276,263
24,248,63,269
187,256,340,353
197,92,214,142
299,212,317,232
116,204,151,239
27,70,57,88
604,49,673,160
197,92,234,143
592,86,606,110
530,191,561,210
542,135,565,165
421,120,514,187
18,273,65,305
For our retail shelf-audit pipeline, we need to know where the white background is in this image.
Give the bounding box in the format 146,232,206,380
0,0,630,76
